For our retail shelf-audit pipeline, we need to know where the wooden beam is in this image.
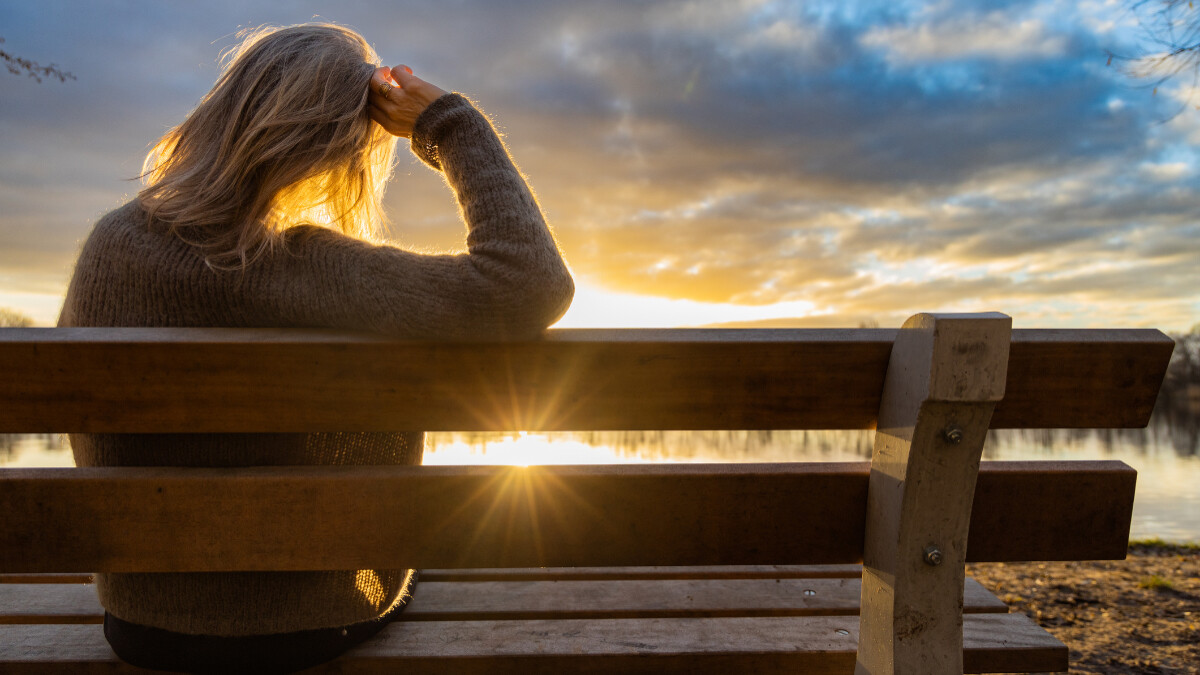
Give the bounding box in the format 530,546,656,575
0,613,1067,674
0,577,1007,625
0,461,1135,573
0,585,100,625
0,575,92,585
967,460,1137,562
0,327,1172,432
0,567,860,583
995,329,1174,428
419,565,864,581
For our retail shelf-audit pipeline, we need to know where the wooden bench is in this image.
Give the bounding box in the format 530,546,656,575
0,312,1173,673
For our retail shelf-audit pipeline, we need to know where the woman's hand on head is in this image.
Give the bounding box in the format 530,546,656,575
368,65,448,138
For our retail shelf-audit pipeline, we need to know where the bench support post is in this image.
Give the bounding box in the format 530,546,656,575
856,312,1011,675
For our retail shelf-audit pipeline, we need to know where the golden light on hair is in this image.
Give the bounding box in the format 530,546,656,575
139,23,398,269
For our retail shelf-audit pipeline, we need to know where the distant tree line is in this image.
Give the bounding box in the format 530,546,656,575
1160,327,1200,411
0,307,35,327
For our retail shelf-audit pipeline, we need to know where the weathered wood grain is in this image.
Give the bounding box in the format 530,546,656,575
0,578,1007,624
420,565,865,581
0,585,100,625
995,329,1174,428
0,575,92,585
0,613,1066,673
967,460,1138,562
0,327,1172,432
0,567,862,583
0,461,1135,573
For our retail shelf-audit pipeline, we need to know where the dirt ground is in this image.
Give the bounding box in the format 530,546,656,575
968,542,1200,674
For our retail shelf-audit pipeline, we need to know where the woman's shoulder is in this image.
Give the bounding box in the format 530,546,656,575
85,199,152,244
99,198,146,224
72,198,208,287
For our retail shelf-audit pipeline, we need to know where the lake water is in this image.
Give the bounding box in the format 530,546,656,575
4,414,1197,544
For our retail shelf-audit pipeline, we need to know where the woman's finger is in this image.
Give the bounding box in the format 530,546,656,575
368,103,411,138
368,102,395,125
391,65,419,88
369,69,388,90
369,69,397,102
368,104,389,126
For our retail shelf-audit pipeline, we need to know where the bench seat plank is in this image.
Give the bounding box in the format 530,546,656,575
420,565,864,580
0,566,862,584
0,575,93,585
0,613,1066,674
0,327,1171,432
0,461,1136,573
0,585,99,625
0,577,1008,624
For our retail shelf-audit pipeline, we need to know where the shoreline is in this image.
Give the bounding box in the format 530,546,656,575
967,541,1199,674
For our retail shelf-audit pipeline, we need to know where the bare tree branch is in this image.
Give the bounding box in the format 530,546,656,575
1107,1,1200,116
0,37,76,84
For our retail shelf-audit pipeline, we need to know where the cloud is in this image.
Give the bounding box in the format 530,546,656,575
433,1,1189,323
0,0,1197,330
861,13,1068,63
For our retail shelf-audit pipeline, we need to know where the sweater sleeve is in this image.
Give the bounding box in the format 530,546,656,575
250,94,575,340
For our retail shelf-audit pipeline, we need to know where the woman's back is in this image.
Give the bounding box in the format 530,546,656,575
59,22,572,673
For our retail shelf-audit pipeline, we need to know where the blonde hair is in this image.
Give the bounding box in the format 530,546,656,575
139,23,396,269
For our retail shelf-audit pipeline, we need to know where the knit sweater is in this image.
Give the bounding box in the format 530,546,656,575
59,93,574,636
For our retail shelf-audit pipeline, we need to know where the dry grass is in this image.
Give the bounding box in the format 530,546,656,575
969,542,1199,674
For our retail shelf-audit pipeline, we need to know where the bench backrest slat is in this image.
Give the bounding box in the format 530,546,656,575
0,461,1135,573
0,327,1172,432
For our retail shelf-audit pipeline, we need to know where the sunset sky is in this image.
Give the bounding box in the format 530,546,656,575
2,1,1198,330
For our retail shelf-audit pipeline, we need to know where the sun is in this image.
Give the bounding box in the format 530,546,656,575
423,431,648,466
551,276,819,328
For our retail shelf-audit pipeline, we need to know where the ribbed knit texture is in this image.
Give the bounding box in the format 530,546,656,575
59,94,573,636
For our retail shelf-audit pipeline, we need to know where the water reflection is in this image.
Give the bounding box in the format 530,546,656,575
3,404,1197,542
431,396,1198,466
0,433,70,467
3,417,1194,467
425,429,878,465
